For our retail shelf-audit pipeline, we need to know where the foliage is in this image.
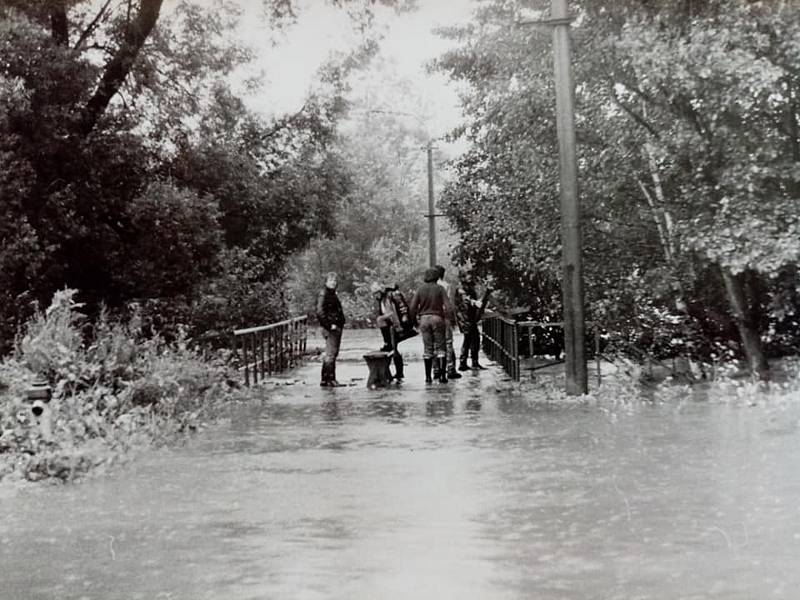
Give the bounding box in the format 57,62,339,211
0,1,366,352
286,54,456,324
19,289,88,387
0,289,239,483
190,247,290,346
434,0,800,372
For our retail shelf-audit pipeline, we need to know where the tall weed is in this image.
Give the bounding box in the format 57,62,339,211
1,289,239,483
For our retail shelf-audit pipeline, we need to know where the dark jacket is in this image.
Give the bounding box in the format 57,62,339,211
375,288,415,330
316,287,345,330
454,284,479,330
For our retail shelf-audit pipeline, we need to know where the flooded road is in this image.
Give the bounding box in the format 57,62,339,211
2,331,800,599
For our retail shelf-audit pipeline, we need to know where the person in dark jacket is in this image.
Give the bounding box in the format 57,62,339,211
409,267,453,384
454,270,487,370
316,272,345,387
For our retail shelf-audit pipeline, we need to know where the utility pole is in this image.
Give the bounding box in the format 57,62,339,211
551,0,587,394
426,140,437,267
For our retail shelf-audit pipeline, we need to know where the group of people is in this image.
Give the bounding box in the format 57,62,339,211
315,266,488,387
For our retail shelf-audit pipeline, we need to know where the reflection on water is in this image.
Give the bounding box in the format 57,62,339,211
2,332,800,599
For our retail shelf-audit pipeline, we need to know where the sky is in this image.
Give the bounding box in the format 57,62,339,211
224,0,477,140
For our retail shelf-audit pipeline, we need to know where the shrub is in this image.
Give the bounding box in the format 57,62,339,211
19,289,86,385
0,289,240,484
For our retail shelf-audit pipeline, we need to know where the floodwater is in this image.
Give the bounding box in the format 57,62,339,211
2,331,800,600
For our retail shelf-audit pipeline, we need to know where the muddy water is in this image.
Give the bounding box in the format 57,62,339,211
2,331,799,599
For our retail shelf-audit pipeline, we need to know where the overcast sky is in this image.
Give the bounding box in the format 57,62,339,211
216,0,476,137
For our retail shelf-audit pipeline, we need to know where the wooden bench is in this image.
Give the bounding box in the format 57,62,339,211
363,351,393,388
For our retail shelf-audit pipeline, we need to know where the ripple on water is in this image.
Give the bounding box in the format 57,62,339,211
3,336,800,599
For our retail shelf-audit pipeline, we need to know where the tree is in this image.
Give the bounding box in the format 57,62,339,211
0,1,397,351
434,0,800,377
286,54,448,323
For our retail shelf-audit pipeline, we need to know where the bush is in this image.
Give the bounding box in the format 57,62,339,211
0,289,240,484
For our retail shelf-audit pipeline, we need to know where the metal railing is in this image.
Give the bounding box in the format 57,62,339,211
233,316,308,386
481,316,521,380
482,317,602,385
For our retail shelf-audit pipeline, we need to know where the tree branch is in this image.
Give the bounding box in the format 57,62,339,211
610,88,660,139
153,65,201,110
74,0,114,51
78,0,164,137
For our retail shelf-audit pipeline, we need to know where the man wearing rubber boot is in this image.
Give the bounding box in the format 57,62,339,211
316,272,345,386
434,265,462,380
409,268,452,384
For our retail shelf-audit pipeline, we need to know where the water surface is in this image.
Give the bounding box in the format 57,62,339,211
2,331,799,599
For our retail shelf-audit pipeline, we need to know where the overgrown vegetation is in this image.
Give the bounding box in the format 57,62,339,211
435,0,800,379
0,1,401,354
0,290,240,483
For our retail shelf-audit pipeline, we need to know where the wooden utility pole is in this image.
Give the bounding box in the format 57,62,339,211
426,141,437,267
551,0,587,394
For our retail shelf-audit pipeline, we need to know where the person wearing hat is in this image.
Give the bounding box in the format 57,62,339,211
409,267,453,384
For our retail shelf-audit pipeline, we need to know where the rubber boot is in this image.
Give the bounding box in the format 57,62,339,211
320,363,331,387
393,353,404,382
471,359,487,370
438,357,448,383
458,356,470,372
329,364,343,387
424,358,433,383
379,326,392,352
447,351,461,379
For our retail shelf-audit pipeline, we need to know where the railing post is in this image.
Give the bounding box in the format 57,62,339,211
594,323,601,387
506,320,511,375
242,335,250,387
249,334,256,385
254,333,260,385
267,329,274,376
505,320,510,374
289,320,294,366
292,320,297,366
280,324,286,370
260,331,265,380
231,332,238,371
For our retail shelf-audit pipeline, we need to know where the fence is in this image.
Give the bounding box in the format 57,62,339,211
233,316,308,386
481,316,521,380
481,316,602,385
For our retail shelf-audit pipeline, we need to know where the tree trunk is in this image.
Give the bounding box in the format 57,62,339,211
78,0,163,137
720,267,770,381
49,2,69,46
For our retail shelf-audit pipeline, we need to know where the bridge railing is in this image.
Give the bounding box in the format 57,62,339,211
233,316,308,386
481,316,602,385
481,315,521,380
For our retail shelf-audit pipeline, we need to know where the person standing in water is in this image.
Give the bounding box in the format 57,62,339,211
409,267,453,384
370,281,415,383
434,264,462,380
454,270,488,370
316,272,345,387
